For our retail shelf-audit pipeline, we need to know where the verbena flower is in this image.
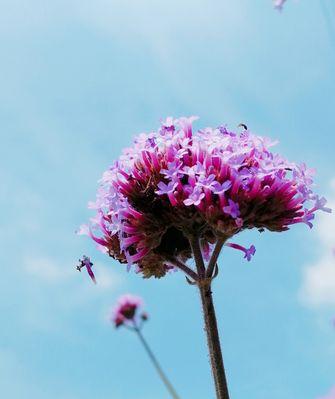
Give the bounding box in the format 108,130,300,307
80,117,329,278
111,294,146,328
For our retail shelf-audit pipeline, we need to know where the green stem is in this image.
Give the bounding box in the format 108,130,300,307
197,282,230,399
191,236,230,399
134,328,181,399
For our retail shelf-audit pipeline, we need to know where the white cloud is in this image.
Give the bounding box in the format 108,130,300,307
300,255,335,306
299,181,335,307
23,256,70,282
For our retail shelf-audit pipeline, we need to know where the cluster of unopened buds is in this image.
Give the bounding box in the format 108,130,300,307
78,116,330,284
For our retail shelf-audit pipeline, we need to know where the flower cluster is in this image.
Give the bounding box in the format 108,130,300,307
80,117,330,278
111,294,147,328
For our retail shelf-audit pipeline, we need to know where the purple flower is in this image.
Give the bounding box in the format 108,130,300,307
147,137,156,148
212,180,232,195
184,188,205,206
160,116,175,134
111,294,146,328
218,125,235,136
76,256,96,284
223,199,240,219
197,174,218,191
179,116,198,138
160,161,183,180
225,243,256,262
245,245,256,261
312,196,332,214
156,181,177,195
301,211,315,229
80,116,328,278
184,162,206,178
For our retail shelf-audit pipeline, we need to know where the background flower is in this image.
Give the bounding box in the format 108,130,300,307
319,386,335,399
111,294,145,328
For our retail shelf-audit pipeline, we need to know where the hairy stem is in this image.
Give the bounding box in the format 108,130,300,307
198,283,230,399
134,328,181,399
191,237,230,399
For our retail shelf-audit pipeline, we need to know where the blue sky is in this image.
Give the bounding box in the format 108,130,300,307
1,0,335,398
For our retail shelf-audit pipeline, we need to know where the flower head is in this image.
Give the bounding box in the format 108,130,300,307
81,117,328,277
111,294,147,328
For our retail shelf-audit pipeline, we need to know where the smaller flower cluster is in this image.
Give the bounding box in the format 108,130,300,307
112,294,148,328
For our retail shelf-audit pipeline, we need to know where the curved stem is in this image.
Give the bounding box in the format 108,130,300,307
134,328,181,399
168,257,199,281
206,238,225,278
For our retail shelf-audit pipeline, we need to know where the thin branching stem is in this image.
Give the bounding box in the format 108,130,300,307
168,257,199,281
206,238,226,278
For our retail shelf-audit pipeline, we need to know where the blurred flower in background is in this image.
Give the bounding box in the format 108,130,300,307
110,295,180,399
319,387,335,399
111,294,147,328
274,0,287,10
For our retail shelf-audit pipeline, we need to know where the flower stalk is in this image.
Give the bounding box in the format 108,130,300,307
134,326,181,399
198,282,229,399
111,295,181,399
190,236,230,399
